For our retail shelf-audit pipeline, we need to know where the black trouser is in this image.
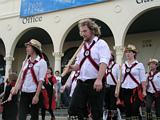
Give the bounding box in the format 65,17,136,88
2,101,18,120
104,85,118,120
41,107,55,120
104,85,117,110
41,91,55,120
61,88,70,107
68,79,105,120
19,92,40,120
146,92,160,117
121,88,141,117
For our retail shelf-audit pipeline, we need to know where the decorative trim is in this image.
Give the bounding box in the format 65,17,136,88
4,56,14,61
114,5,122,13
0,12,19,20
114,45,125,55
52,52,64,57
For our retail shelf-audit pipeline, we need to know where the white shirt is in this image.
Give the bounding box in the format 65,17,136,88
146,72,160,93
121,60,146,89
55,76,61,84
70,80,77,97
65,71,76,87
22,55,47,93
76,36,111,81
65,71,78,97
106,62,120,86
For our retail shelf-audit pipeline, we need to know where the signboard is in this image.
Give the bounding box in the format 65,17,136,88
20,0,106,17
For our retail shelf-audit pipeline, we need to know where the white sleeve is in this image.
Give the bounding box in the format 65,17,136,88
139,63,146,82
98,40,111,65
38,60,47,81
65,71,75,87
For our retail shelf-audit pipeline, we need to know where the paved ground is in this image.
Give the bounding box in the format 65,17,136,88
0,108,68,120
0,114,68,120
0,107,156,120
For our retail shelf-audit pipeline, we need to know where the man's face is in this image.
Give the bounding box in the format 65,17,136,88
125,50,135,60
79,25,93,42
26,45,34,55
55,71,59,76
149,62,157,70
47,69,52,75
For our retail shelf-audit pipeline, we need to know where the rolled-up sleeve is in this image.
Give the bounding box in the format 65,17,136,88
38,60,47,81
98,40,111,65
139,63,146,82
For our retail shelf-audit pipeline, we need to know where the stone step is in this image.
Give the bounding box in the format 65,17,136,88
54,108,68,116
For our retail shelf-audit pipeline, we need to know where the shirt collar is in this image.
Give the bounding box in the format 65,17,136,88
29,55,40,62
86,36,99,47
125,60,138,66
93,36,99,42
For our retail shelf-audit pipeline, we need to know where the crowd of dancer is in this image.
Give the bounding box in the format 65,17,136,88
0,18,160,120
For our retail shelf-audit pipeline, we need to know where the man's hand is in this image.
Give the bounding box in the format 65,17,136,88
47,74,52,78
10,87,19,95
32,95,39,104
63,64,79,75
142,90,147,98
7,94,13,102
62,65,72,76
93,79,103,92
115,80,121,98
54,92,58,101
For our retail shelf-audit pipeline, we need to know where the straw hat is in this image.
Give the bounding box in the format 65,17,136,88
125,44,137,53
25,39,42,52
148,58,159,65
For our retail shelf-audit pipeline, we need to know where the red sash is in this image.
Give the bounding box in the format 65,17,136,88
131,85,143,103
71,71,80,82
20,59,39,89
106,62,116,84
122,63,139,85
79,41,99,70
122,63,143,103
79,40,106,80
45,75,56,85
42,75,57,110
147,71,159,93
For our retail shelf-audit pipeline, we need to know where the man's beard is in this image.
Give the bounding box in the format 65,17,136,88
150,68,156,71
83,36,91,42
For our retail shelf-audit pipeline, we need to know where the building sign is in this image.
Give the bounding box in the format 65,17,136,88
136,0,154,4
20,0,107,17
22,16,42,24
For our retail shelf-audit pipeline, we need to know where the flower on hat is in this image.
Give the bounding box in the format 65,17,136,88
125,44,137,53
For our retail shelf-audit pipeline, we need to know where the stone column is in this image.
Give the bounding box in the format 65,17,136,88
52,52,64,73
4,56,14,79
114,45,124,65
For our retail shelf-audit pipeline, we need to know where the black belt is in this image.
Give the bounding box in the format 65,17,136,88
105,84,116,88
77,79,96,85
77,79,105,85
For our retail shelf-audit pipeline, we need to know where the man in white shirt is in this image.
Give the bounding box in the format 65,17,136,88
55,70,62,107
65,18,111,120
120,44,146,120
104,54,120,120
146,59,160,120
11,39,47,120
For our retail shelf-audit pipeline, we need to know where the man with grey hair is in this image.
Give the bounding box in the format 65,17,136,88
65,18,111,120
